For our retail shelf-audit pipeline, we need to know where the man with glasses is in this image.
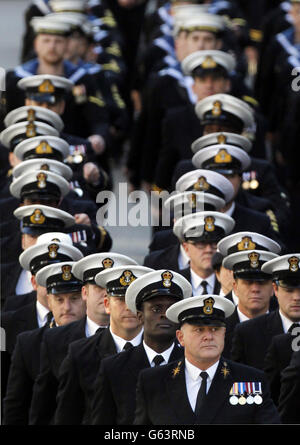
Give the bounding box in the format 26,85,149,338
173,211,235,295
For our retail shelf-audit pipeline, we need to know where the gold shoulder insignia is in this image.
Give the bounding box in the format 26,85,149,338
221,361,230,378
172,361,182,378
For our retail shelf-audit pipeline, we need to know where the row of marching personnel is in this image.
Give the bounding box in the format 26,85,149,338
1,0,300,426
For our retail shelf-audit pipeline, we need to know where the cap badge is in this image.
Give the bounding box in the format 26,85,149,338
194,176,210,191
288,256,299,272
35,140,53,155
217,134,227,144
204,215,215,232
29,209,46,224
40,163,49,171
172,361,182,378
237,237,256,251
48,243,59,259
102,258,114,269
27,108,36,121
248,252,260,269
119,270,136,287
36,172,47,188
188,193,197,209
26,122,36,138
38,79,55,93
203,297,215,315
62,264,72,281
214,148,232,164
212,100,222,116
162,270,173,288
201,56,217,69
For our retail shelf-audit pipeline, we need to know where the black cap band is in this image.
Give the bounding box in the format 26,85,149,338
202,110,244,133
20,181,62,200
184,226,225,243
136,284,183,311
30,252,73,275
179,307,226,326
83,267,105,284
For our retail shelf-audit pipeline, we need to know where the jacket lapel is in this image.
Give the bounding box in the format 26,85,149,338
96,328,117,358
213,278,220,295
266,310,284,337
169,343,184,362
126,344,151,378
165,360,196,424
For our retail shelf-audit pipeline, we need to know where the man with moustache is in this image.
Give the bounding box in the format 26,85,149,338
54,264,152,424
91,269,192,424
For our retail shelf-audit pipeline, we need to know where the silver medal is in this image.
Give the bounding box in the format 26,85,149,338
229,395,239,405
254,394,263,405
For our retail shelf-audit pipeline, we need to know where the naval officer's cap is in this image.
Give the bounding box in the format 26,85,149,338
18,75,73,105
191,132,252,154
4,106,64,133
262,254,300,288
19,232,83,275
125,269,192,314
166,294,235,327
0,121,59,150
14,136,70,162
36,261,83,294
195,93,255,133
217,232,281,256
182,50,235,79
14,204,75,235
173,211,235,244
72,253,138,284
95,265,153,297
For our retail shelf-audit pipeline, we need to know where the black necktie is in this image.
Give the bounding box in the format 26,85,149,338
195,371,208,416
123,342,133,351
45,311,53,328
201,281,209,295
288,323,300,334
96,327,105,335
152,355,164,367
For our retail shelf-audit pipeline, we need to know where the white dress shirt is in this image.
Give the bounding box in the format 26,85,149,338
85,316,107,337
36,301,50,328
15,269,34,295
237,305,269,323
185,358,219,411
279,310,299,333
190,269,215,295
178,245,190,270
110,327,144,353
236,306,250,323
143,341,175,367
232,290,239,306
